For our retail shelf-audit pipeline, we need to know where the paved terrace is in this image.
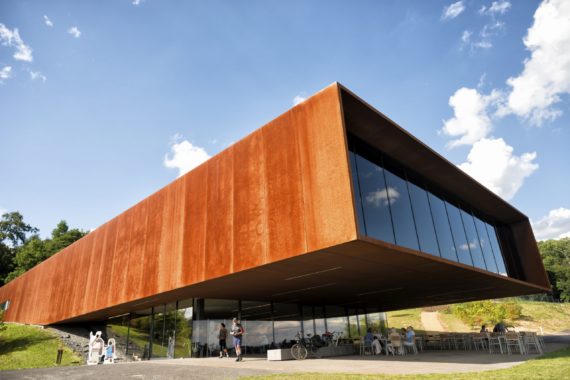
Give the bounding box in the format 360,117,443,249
2,336,568,380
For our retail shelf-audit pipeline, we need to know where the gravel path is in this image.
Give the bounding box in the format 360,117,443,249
421,311,445,332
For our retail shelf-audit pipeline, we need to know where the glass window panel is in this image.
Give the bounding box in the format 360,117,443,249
349,151,367,235
176,299,194,358
486,223,508,276
408,182,440,256
325,305,349,338
474,217,498,273
302,306,314,337
314,306,326,337
241,300,273,353
428,193,458,262
384,169,419,250
461,210,486,270
128,309,152,360
445,202,473,266
348,311,358,338
152,305,168,359
273,303,301,348
355,154,395,244
358,309,367,336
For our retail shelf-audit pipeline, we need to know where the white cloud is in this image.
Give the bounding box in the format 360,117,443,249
293,95,306,106
132,0,142,5
164,139,211,177
441,87,503,148
43,15,53,27
67,26,81,38
0,66,12,82
442,1,466,20
458,138,538,200
501,0,570,126
532,208,570,241
0,23,33,62
30,70,47,83
479,1,512,16
477,73,487,89
366,187,400,207
461,30,472,43
473,40,493,49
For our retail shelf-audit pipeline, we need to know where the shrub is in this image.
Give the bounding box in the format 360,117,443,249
450,300,522,327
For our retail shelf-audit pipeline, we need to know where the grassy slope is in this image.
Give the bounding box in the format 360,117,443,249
513,302,570,333
0,324,81,371
241,347,570,380
386,308,423,331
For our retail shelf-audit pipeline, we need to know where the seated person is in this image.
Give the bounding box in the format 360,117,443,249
372,336,382,355
405,326,415,344
364,328,374,347
493,322,506,333
480,325,488,333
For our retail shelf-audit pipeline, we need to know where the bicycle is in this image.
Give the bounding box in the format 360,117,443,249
290,332,323,360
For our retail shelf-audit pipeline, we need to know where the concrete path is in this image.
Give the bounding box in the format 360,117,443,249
421,311,445,332
2,338,567,380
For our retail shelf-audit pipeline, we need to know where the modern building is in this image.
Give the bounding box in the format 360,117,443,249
0,83,550,359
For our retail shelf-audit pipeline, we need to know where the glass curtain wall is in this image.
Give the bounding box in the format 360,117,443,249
349,135,509,277
120,300,395,359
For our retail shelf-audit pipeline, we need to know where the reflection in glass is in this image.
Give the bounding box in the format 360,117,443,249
273,303,301,348
384,170,420,250
358,309,367,336
106,314,130,358
128,310,152,360
348,310,358,338
408,182,440,256
428,193,458,262
461,210,486,270
314,306,326,337
302,306,314,337
349,151,367,235
241,301,273,353
486,223,508,276
355,154,395,244
446,202,473,266
176,299,193,358
325,306,349,337
474,217,498,273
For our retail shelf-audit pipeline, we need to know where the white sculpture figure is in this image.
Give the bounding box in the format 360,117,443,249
88,331,105,365
104,338,116,364
167,336,174,359
88,331,96,364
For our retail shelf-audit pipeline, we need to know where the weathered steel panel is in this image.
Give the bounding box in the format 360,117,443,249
181,164,208,285
205,149,234,279
233,130,268,272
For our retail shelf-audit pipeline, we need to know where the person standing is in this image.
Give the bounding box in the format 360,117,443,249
218,323,229,358
231,318,244,361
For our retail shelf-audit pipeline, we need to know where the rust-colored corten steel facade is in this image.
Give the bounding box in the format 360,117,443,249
0,83,550,326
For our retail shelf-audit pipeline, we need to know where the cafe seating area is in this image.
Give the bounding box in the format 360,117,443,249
355,330,545,357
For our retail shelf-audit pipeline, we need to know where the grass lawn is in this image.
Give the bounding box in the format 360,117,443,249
0,324,81,371
386,308,423,331
438,311,473,333
241,346,570,380
513,302,570,333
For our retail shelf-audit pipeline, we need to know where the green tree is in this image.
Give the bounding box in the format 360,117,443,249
5,220,87,283
0,212,38,285
0,212,38,247
538,238,570,301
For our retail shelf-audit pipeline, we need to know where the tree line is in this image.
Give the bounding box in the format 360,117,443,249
0,212,87,286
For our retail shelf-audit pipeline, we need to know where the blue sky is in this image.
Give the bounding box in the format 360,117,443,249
0,0,568,241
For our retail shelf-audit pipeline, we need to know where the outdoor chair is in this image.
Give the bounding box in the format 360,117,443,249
487,333,504,354
389,333,405,355
360,338,374,356
505,331,525,355
403,339,418,355
472,332,487,351
522,332,543,354
425,334,442,350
